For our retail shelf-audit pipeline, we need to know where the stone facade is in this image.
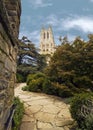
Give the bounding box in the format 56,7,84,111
40,26,56,55
0,0,21,130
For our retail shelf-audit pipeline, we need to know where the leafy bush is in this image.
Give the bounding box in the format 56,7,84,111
26,72,74,98
61,72,74,83
22,85,29,91
28,77,45,92
70,93,93,130
85,114,93,130
12,97,24,130
42,79,53,94
26,74,35,85
58,87,73,98
27,72,46,85
16,73,25,83
28,80,39,92
51,83,74,98
73,76,93,90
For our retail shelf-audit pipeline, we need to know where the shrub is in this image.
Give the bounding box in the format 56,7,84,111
61,72,74,82
12,97,24,130
26,72,74,98
58,86,73,98
42,79,53,94
73,76,93,90
33,72,46,78
16,73,25,83
51,82,61,96
22,85,29,91
51,83,74,98
26,74,35,85
70,93,93,129
59,88,73,98
27,72,46,85
85,114,93,130
28,77,45,92
28,80,39,92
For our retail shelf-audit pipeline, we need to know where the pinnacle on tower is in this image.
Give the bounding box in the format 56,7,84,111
39,26,56,56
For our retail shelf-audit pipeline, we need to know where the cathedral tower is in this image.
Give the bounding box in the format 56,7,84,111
40,26,56,55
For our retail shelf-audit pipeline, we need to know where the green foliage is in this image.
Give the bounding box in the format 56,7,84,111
52,83,74,98
28,77,45,92
16,73,25,83
42,79,53,94
70,93,93,130
73,76,93,90
27,72,46,85
28,80,39,92
85,114,93,130
17,36,46,82
25,72,47,92
58,87,73,98
26,74,35,85
45,36,93,94
25,72,74,98
22,85,29,91
12,97,24,130
25,72,73,98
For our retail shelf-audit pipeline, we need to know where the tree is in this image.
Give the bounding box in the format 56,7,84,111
59,36,69,45
45,35,93,92
17,36,46,82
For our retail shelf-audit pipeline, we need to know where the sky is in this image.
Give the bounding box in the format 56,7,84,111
19,0,93,47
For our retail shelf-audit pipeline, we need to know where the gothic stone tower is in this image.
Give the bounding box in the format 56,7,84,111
40,26,56,56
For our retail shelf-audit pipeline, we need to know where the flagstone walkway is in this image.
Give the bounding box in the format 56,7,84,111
15,83,74,130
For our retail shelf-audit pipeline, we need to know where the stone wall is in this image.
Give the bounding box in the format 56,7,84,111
0,0,21,129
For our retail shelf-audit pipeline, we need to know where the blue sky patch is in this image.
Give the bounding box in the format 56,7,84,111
19,0,93,46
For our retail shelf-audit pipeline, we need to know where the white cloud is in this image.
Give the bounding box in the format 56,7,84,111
45,13,93,33
83,8,90,12
19,13,93,47
29,0,53,8
46,14,59,26
90,0,93,2
62,17,93,33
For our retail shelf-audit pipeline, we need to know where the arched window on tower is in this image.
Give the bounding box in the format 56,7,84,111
44,32,45,39
47,32,49,39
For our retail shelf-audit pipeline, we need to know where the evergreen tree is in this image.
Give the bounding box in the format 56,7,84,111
17,36,46,82
45,35,93,91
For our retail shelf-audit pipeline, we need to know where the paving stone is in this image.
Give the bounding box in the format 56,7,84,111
24,108,33,116
22,114,34,122
28,105,43,113
58,109,71,118
20,122,35,130
55,119,74,127
34,112,55,123
38,128,64,130
64,126,70,130
54,101,67,108
41,104,61,114
15,83,73,130
27,99,52,106
37,121,53,128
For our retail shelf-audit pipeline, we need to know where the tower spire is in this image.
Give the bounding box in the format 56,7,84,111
39,26,56,55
